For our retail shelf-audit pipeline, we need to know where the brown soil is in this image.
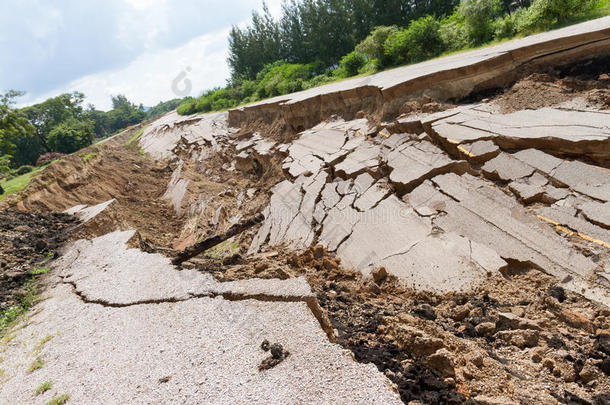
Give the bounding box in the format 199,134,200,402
194,246,610,404
0,135,183,247
0,210,77,310
483,55,610,113
161,129,285,251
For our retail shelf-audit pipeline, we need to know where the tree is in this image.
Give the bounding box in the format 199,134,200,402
228,2,282,80
104,94,146,133
145,98,184,119
84,105,109,138
459,0,504,45
384,16,444,65
337,51,367,77
21,92,86,153
47,118,95,154
0,90,35,167
356,26,400,67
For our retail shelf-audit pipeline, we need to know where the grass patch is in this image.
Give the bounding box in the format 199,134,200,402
124,125,147,146
33,334,53,356
47,394,70,405
0,165,46,201
0,280,39,336
81,152,97,163
35,380,52,395
27,356,45,373
29,267,50,276
204,238,240,260
0,266,48,338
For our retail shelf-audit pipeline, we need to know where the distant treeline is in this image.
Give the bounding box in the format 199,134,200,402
177,0,607,115
0,91,182,176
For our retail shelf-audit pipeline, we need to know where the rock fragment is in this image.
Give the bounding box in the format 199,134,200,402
458,140,500,163
482,153,535,182
259,340,290,371
386,140,468,194
427,348,455,377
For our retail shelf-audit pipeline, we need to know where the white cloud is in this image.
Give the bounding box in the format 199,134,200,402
9,0,285,110
23,26,232,110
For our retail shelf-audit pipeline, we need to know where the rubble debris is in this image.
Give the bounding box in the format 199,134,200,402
259,340,291,371
212,244,610,403
3,23,610,405
172,213,265,265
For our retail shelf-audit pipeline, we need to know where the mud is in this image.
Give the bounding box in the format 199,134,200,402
0,210,77,309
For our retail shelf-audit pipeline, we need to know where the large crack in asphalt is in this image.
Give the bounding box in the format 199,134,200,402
59,272,336,342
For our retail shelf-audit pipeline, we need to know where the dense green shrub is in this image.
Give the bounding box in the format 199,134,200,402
255,62,320,99
302,73,335,90
514,0,598,34
336,51,367,77
438,11,468,52
355,26,399,67
176,99,197,115
459,0,504,45
176,0,604,116
384,16,444,65
493,12,518,39
0,155,11,177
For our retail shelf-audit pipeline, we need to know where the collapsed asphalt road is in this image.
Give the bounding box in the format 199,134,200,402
0,17,609,404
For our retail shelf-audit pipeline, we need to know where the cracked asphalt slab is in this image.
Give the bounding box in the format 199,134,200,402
0,231,401,404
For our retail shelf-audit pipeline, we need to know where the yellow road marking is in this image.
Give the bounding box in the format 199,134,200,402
446,138,460,144
457,145,475,157
536,215,610,249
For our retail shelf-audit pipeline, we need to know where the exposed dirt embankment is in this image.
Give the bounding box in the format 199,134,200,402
228,21,610,135
0,133,183,247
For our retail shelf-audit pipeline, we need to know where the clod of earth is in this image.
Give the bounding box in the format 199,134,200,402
259,340,291,371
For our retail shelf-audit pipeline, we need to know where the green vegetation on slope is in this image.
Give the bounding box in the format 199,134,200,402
124,125,147,147
0,276,41,336
0,164,47,201
46,394,70,405
35,380,53,396
177,0,609,116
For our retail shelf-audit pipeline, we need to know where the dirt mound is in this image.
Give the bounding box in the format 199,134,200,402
190,245,610,404
0,210,77,309
0,142,183,247
485,55,610,113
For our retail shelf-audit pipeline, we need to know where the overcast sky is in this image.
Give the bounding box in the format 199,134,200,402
0,0,282,110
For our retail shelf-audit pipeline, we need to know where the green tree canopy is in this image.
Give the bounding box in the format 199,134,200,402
0,90,35,167
104,94,146,133
21,91,86,153
47,117,95,154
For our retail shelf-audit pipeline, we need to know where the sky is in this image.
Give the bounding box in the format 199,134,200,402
0,0,283,110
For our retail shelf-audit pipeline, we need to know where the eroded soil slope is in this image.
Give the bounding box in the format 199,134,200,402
0,135,183,247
